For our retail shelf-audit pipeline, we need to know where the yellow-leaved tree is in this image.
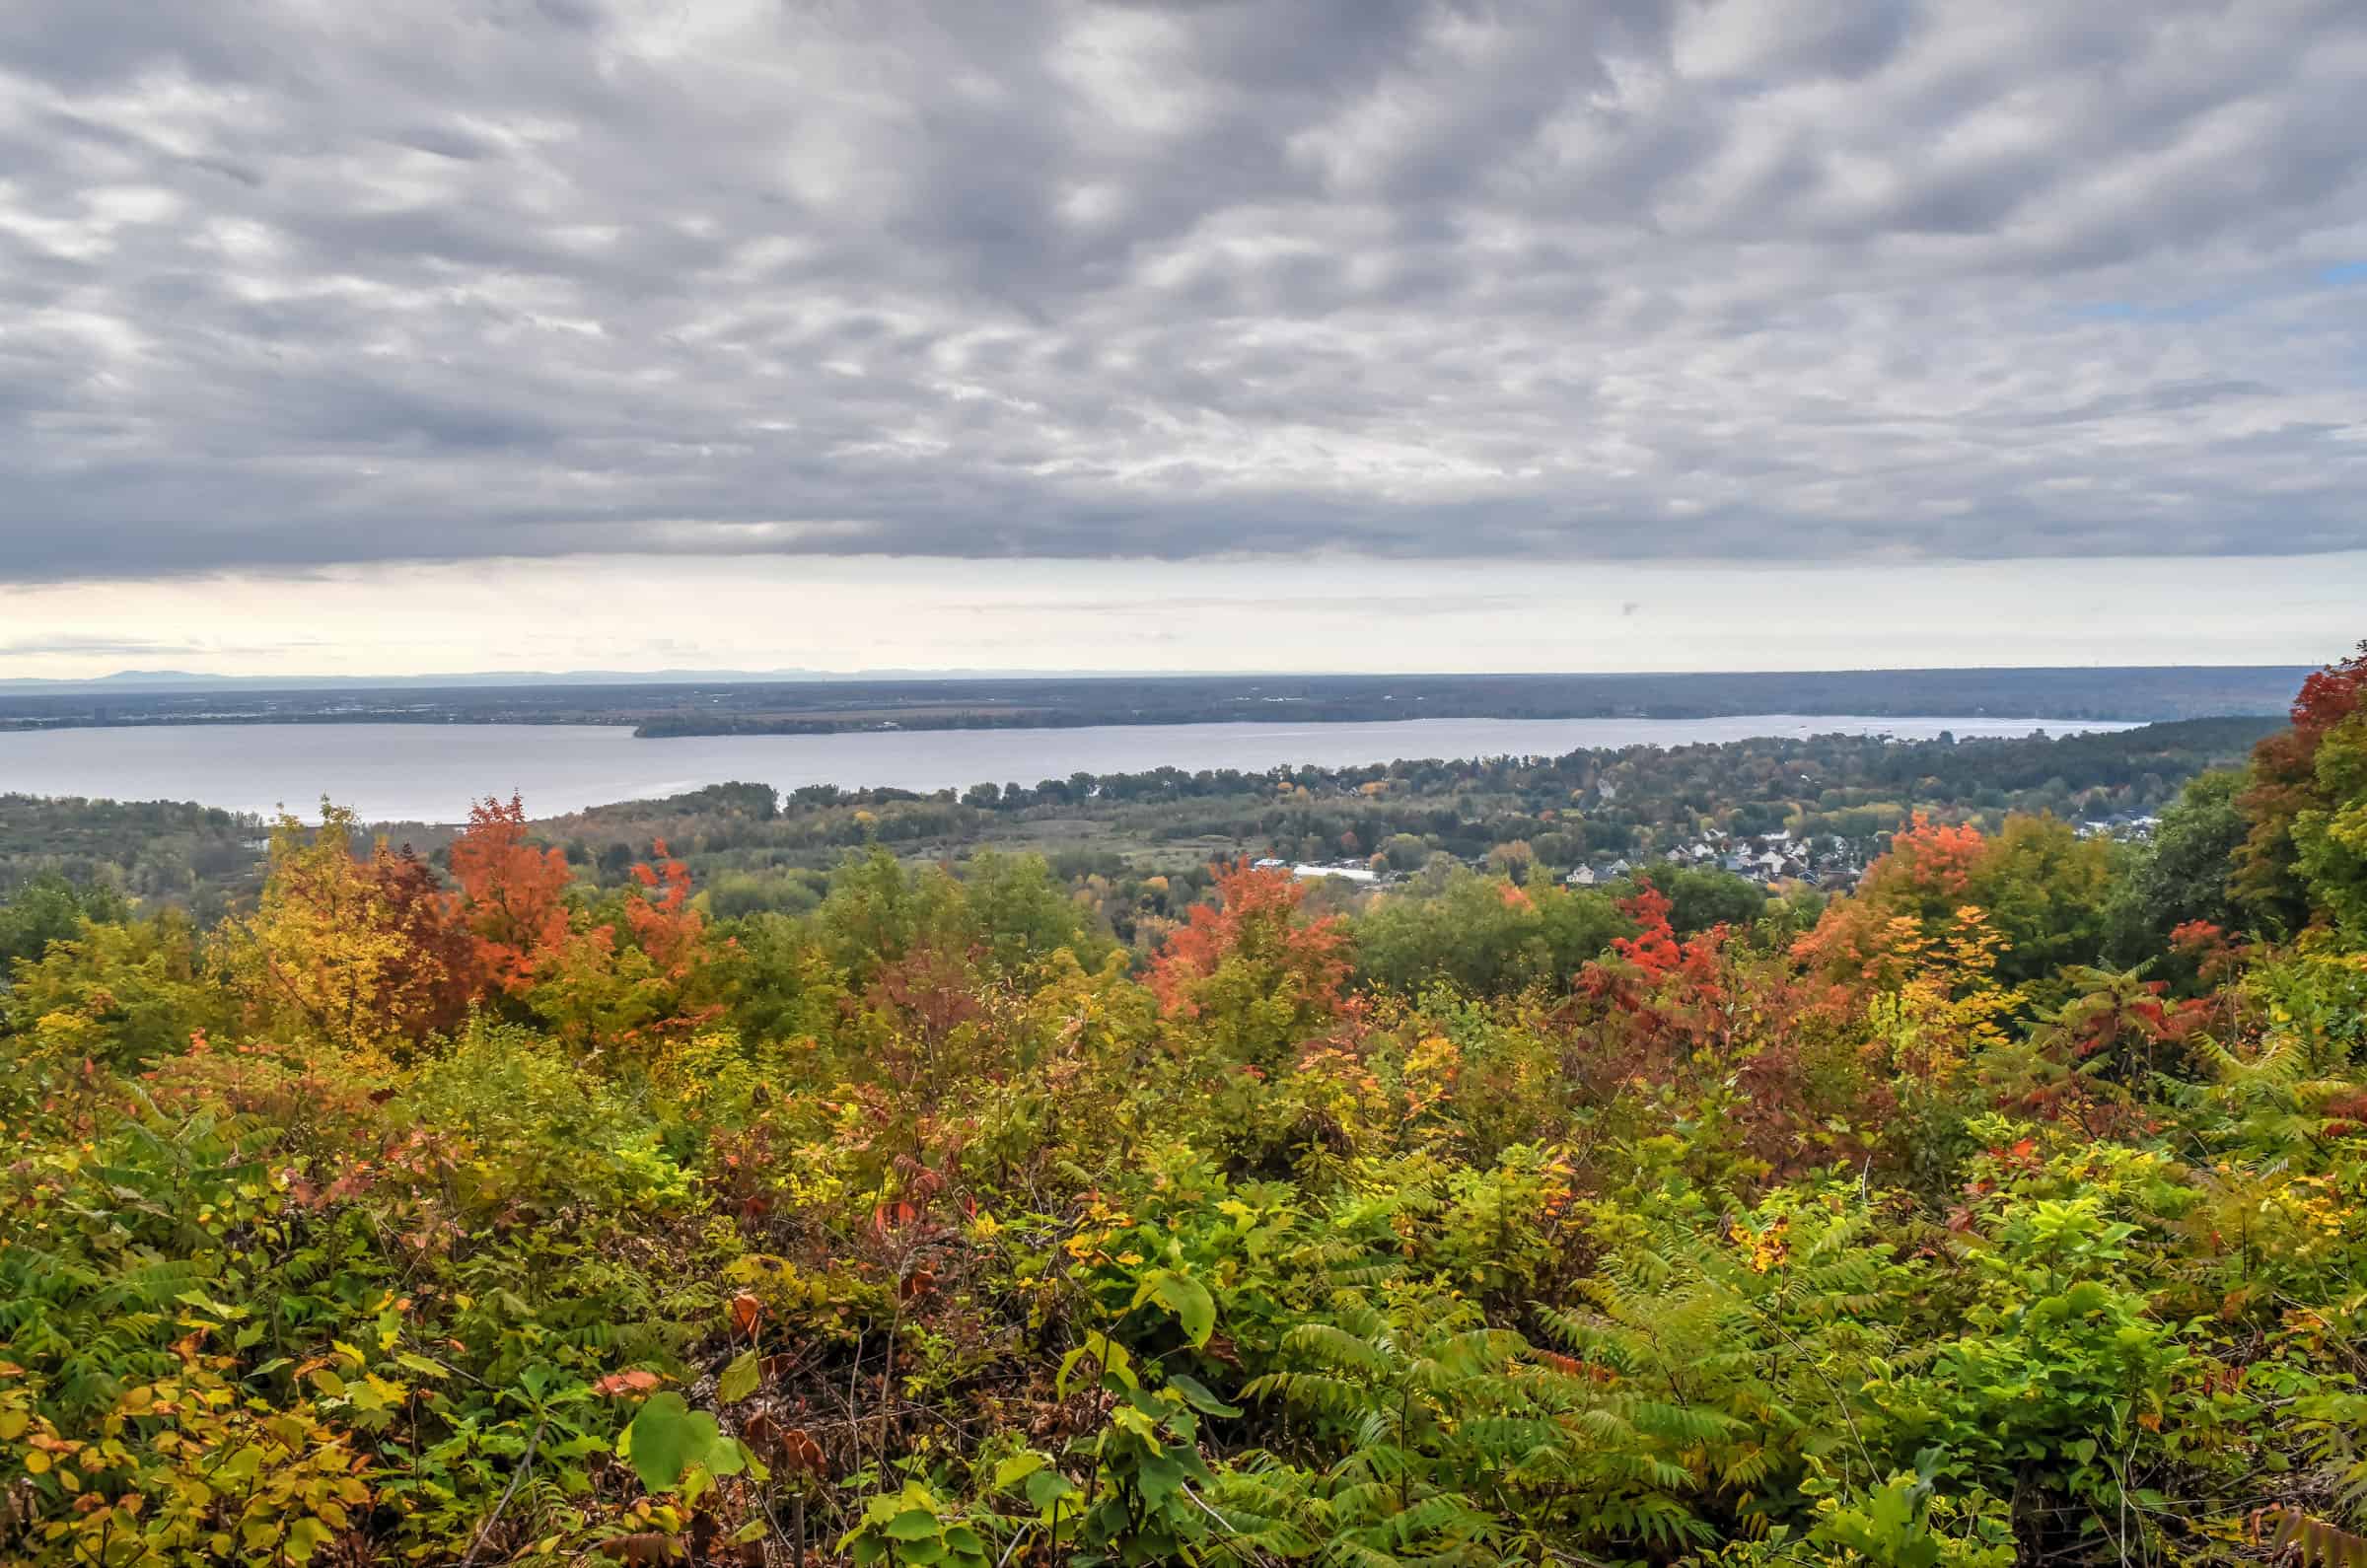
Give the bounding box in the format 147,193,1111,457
221,801,453,1052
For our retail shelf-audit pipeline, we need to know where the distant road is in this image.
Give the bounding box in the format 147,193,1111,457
0,667,2310,738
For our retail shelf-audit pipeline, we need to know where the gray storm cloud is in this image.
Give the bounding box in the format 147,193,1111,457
1,0,2363,578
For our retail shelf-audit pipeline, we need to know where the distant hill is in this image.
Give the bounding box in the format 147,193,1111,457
0,662,2319,705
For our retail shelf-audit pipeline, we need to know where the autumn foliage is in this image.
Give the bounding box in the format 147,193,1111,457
1580,882,1732,1041
1150,860,1339,1007
11,643,2367,1568
446,793,572,994
623,839,706,977
217,796,721,1056
365,843,479,1038
1793,813,1990,988
2236,639,2367,926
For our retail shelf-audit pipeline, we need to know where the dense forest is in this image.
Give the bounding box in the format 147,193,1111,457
3,648,2364,1565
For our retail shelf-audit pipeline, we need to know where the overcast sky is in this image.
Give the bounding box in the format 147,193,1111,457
3,0,2364,676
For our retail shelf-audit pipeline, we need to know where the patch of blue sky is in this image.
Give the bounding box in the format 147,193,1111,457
2065,298,2231,322
2067,263,2366,322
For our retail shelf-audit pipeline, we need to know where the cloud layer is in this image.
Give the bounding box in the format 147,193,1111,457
10,553,2365,678
3,0,2363,577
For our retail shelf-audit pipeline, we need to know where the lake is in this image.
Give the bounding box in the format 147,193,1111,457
0,715,2134,824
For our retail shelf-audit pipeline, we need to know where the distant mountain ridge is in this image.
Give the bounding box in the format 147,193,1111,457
0,666,1224,693
0,662,2320,697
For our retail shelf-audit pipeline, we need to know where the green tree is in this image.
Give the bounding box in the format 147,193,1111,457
0,872,129,968
2291,710,2367,940
1355,870,1622,995
2,906,224,1071
961,849,1114,972
2105,768,2248,961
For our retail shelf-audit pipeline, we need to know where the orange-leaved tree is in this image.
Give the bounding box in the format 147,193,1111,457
1609,881,1686,978
1796,813,2112,994
445,793,573,997
527,839,725,1050
623,839,705,977
1148,858,1349,1070
1794,814,1989,992
1564,881,1875,1186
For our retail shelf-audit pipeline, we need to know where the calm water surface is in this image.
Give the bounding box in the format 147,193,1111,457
0,715,2133,824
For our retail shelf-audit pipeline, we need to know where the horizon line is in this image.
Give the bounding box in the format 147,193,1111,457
0,659,2329,695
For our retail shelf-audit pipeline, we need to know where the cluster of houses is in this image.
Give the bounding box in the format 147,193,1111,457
2076,812,2163,841
1255,831,1877,896
1250,806,2177,901
1255,856,1390,886
1565,828,1867,891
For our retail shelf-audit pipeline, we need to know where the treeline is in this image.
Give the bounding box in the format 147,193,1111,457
533,718,2270,935
0,793,268,913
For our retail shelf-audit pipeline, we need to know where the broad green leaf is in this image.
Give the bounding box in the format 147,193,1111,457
621,1392,728,1495
1133,1269,1216,1349
1056,1331,1134,1397
1136,1451,1186,1509
992,1451,1048,1491
216,1445,266,1483
1026,1468,1080,1514
718,1348,760,1404
1163,1372,1242,1418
